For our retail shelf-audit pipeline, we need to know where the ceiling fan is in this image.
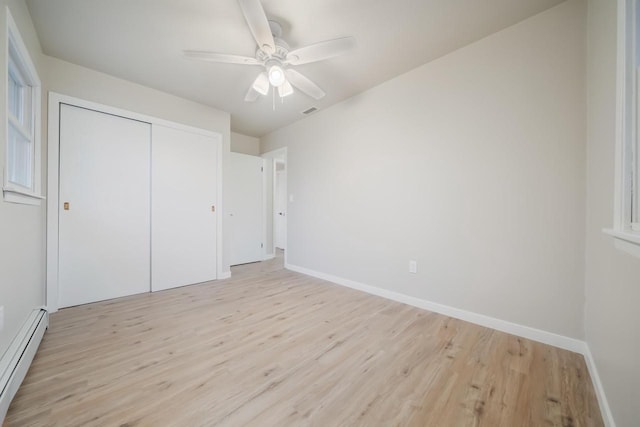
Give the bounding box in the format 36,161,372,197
184,0,355,102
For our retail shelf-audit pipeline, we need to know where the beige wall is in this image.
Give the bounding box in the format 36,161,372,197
262,0,587,339
231,132,260,156
43,55,233,276
585,1,640,425
4,1,638,424
44,56,230,139
0,0,46,357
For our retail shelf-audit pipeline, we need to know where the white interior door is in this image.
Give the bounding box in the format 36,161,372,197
275,169,286,250
229,153,263,265
58,104,151,308
151,125,218,291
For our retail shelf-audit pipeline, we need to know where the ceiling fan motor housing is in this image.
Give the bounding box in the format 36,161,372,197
257,37,289,63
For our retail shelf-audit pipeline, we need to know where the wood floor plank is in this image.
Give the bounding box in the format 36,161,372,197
5,253,603,426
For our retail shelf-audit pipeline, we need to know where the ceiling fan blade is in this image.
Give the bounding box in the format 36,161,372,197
285,69,325,100
238,0,275,54
252,72,270,95
245,87,260,102
286,37,355,65
183,50,261,65
278,79,294,98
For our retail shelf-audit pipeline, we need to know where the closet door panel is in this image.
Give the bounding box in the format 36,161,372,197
151,125,218,291
58,104,151,308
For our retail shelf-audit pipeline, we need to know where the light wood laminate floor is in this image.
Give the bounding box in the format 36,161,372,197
6,252,603,426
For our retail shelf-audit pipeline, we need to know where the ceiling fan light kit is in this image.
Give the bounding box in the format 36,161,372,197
184,0,354,103
266,61,286,87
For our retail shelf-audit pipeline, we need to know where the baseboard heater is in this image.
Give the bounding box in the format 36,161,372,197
0,309,48,423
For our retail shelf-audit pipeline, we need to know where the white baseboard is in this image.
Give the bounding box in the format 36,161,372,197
286,263,584,353
263,253,275,261
219,271,231,280
583,345,616,427
0,309,48,424
285,262,616,425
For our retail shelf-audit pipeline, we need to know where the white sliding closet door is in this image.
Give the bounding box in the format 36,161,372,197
58,104,151,308
151,125,219,291
229,152,263,266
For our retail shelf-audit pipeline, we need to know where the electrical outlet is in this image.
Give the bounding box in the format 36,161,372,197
0,306,4,332
409,260,417,274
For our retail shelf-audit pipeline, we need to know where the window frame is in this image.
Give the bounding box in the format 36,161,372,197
630,1,640,231
2,7,42,205
605,0,640,256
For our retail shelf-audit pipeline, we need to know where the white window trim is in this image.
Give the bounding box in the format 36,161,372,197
2,7,43,205
605,0,640,257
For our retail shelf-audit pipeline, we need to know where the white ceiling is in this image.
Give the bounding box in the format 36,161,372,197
26,0,564,137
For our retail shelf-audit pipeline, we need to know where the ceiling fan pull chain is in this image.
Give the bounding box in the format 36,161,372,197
272,88,276,111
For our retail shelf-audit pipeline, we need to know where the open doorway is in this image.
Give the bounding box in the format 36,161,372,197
262,148,287,265
274,161,286,252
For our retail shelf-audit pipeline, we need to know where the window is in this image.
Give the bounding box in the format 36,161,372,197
632,0,640,231
2,7,41,205
635,55,640,231
607,0,640,254
8,52,34,188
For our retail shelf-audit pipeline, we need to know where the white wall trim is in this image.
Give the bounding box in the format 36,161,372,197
285,264,616,427
0,309,47,424
583,345,617,427
261,147,287,265
261,156,269,261
285,262,617,424
603,228,640,258
285,263,584,352
263,253,275,261
46,92,225,313
219,271,231,280
216,128,224,283
4,7,43,205
612,0,637,233
613,0,628,230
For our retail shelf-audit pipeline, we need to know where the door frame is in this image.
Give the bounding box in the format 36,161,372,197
261,147,287,266
47,92,224,313
274,167,286,250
